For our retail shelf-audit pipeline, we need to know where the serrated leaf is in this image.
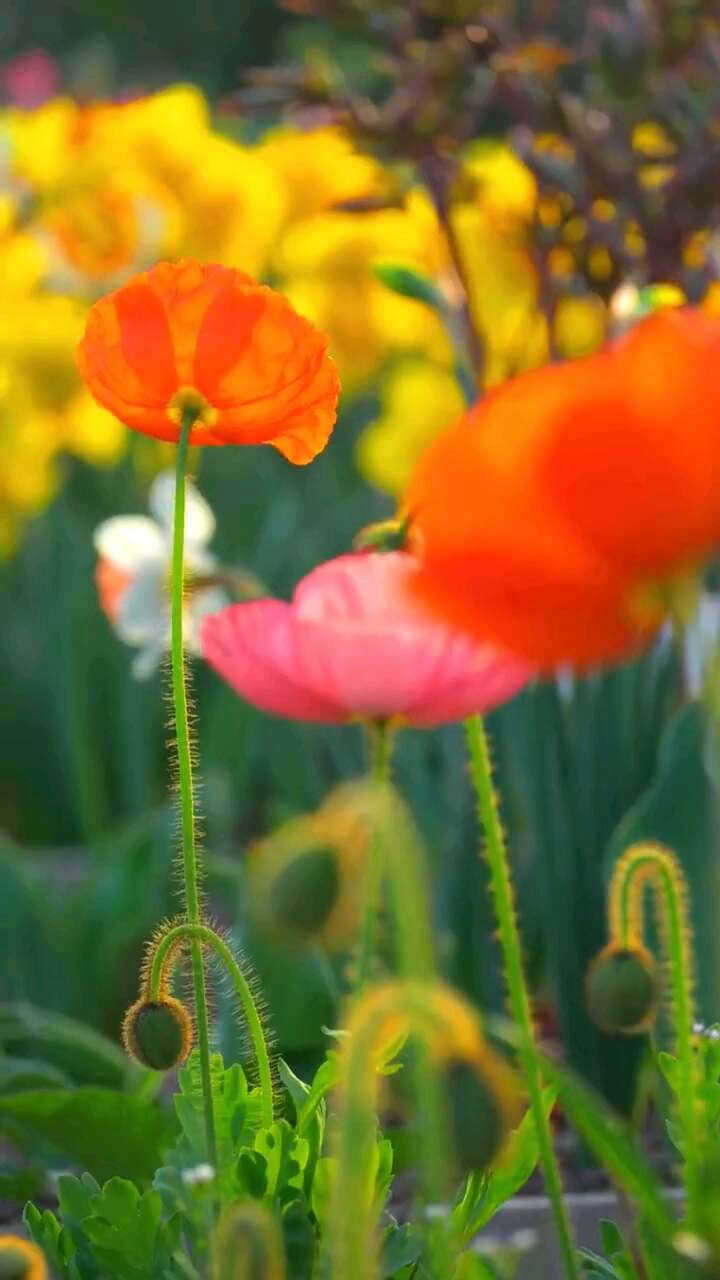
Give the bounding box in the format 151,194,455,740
277,1058,324,1196
174,1050,262,1190
76,1177,165,1279
255,1120,309,1203
24,1202,77,1277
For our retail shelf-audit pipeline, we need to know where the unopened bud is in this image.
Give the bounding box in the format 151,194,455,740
586,943,658,1035
0,1238,46,1280
445,1050,521,1172
269,846,339,940
123,995,193,1070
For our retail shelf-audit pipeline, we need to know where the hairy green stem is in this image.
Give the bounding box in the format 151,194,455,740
612,845,699,1225
171,413,217,1169
465,714,580,1280
355,719,394,989
149,922,275,1130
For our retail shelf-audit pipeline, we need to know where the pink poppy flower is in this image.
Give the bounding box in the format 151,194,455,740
200,551,533,726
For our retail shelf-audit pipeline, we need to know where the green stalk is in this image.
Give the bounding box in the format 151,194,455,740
171,411,217,1169
148,922,275,1130
613,846,699,1225
354,719,393,989
464,714,580,1280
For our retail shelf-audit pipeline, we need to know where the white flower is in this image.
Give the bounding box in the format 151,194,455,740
94,470,227,679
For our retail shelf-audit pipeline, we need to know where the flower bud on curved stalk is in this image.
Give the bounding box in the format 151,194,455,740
0,1238,47,1280
591,841,700,1227
586,942,658,1035
329,979,522,1280
213,1204,285,1280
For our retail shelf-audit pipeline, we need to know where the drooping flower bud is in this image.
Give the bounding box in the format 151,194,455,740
586,942,658,1035
123,995,193,1070
0,1237,47,1280
268,845,340,940
445,1053,519,1172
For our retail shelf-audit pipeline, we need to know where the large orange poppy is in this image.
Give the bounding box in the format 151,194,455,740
77,259,340,463
407,308,720,666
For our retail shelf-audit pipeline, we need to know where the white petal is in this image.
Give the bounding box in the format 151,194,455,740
131,642,167,681
115,562,168,646
94,516,165,570
186,587,229,653
149,470,216,549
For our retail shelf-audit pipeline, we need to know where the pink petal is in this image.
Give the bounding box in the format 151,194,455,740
200,601,347,722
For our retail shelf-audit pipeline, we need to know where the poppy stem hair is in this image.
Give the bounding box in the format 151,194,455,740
606,842,700,1225
146,920,276,1130
354,719,394,990
464,714,581,1280
171,407,217,1170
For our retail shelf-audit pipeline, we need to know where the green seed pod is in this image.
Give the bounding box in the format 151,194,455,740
122,995,193,1070
269,845,339,939
586,943,658,1035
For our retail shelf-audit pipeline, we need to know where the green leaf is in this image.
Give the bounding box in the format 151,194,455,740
173,1050,263,1189
453,1090,554,1242
373,261,443,308
0,1002,135,1089
24,1202,78,1279
75,1177,167,1280
381,1221,423,1278
277,1058,324,1195
0,1056,70,1092
0,1087,175,1182
541,1058,674,1241
254,1120,309,1204
281,1199,315,1280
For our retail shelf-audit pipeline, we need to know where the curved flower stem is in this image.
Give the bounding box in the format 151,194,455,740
148,922,275,1131
354,719,394,990
464,714,580,1280
610,844,699,1225
171,411,217,1170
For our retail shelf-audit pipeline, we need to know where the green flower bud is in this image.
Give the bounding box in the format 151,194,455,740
445,1050,520,1172
123,995,192,1070
586,943,658,1035
269,845,339,939
0,1238,46,1280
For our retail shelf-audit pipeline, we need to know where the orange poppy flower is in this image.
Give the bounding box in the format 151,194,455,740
77,259,340,463
407,308,720,666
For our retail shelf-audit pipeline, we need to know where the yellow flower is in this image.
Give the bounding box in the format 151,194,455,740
0,369,59,556
61,389,125,466
277,190,450,383
6,86,286,285
258,125,385,225
356,359,465,496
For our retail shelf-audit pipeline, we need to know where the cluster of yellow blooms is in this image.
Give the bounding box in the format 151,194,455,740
0,81,612,553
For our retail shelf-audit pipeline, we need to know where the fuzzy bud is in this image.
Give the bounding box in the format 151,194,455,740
269,845,340,940
445,1057,512,1172
123,995,193,1070
0,1238,46,1280
586,943,658,1035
